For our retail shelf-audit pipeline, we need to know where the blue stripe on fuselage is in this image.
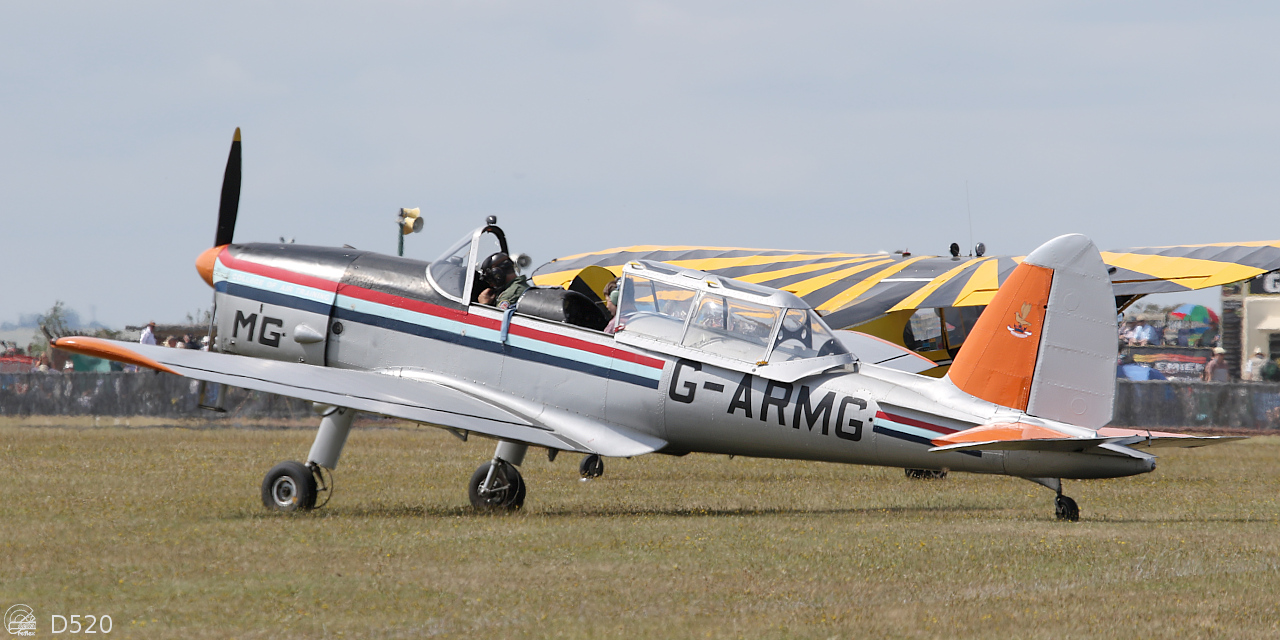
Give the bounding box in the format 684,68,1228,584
872,424,981,457
332,307,659,389
218,281,660,389
218,281,332,316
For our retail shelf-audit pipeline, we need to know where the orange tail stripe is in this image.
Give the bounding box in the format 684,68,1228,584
53,337,179,375
947,263,1053,410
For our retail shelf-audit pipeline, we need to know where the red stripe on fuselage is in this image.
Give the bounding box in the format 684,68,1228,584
875,411,958,435
337,283,665,370
218,250,341,293
219,251,666,371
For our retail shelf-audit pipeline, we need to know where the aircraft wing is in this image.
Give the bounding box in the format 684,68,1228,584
533,241,1280,328
54,337,666,457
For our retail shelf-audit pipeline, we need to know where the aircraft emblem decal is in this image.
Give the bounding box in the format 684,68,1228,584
1007,302,1034,338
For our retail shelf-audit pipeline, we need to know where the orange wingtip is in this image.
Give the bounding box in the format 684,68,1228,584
53,337,178,375
932,421,1071,447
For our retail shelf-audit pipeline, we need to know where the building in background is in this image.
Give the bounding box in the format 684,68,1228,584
1222,270,1280,377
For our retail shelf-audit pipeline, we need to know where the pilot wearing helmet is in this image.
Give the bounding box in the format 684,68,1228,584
477,252,530,309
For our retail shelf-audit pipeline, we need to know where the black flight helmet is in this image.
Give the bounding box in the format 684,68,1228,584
480,252,516,289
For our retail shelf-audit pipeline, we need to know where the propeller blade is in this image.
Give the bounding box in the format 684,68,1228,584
214,128,242,247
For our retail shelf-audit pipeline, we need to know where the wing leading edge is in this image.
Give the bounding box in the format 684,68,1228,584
54,337,667,457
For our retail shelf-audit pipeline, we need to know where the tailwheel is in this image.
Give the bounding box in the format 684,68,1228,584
261,461,317,512
905,468,948,480
1055,495,1080,522
579,454,604,479
469,459,526,512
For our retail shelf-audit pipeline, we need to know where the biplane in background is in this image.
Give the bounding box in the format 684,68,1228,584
534,241,1280,373
55,130,1242,522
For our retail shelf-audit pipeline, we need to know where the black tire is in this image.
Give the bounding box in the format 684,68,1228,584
905,468,948,480
261,461,317,512
579,454,604,479
1055,495,1080,522
469,460,525,512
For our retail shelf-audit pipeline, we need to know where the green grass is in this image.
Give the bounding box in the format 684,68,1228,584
1,422,1278,639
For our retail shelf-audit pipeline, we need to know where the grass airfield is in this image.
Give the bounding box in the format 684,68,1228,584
1,421,1278,639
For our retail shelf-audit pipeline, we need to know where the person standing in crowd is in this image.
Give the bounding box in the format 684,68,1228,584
139,321,157,345
1130,319,1158,346
1119,321,1135,343
1260,353,1280,383
1203,347,1229,382
1243,347,1268,381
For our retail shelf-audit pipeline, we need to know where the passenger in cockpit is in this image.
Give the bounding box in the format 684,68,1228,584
693,297,726,330
603,278,623,334
478,252,530,310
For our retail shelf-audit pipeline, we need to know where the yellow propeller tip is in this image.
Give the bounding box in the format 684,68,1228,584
233,127,241,142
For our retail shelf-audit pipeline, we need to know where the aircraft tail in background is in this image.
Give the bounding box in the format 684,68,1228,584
946,234,1117,429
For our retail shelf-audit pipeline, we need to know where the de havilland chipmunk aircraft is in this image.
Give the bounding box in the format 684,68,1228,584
56,130,1240,521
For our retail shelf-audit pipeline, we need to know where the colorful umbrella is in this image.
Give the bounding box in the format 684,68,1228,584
1169,303,1219,324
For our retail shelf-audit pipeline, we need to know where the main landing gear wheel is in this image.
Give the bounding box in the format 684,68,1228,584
905,468,948,480
1055,495,1080,522
579,454,604,479
262,461,317,512
469,460,526,512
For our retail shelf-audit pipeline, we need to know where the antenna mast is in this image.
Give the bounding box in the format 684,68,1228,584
965,181,975,256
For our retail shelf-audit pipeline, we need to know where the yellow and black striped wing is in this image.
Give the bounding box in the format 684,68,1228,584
533,241,1280,329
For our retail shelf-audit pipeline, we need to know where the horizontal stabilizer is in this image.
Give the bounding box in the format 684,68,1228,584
1095,427,1247,449
930,422,1244,454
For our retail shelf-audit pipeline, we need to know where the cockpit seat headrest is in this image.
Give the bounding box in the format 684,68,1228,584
516,288,611,331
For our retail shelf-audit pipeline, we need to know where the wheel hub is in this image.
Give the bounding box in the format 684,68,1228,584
271,476,298,508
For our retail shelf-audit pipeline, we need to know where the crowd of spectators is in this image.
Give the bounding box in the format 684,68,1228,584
1,321,210,374
1119,318,1220,348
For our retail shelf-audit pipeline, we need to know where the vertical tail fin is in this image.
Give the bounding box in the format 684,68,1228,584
947,234,1117,428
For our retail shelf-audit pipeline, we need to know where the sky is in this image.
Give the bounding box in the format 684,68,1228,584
4,1,1277,328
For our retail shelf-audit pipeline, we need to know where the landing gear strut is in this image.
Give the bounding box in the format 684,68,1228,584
469,440,527,512
261,405,354,513
1024,477,1080,522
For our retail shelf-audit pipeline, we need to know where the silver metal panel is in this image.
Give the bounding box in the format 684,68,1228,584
661,362,881,464
215,292,330,365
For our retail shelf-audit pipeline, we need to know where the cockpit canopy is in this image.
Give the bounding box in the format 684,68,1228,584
426,223,509,303
614,261,856,383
